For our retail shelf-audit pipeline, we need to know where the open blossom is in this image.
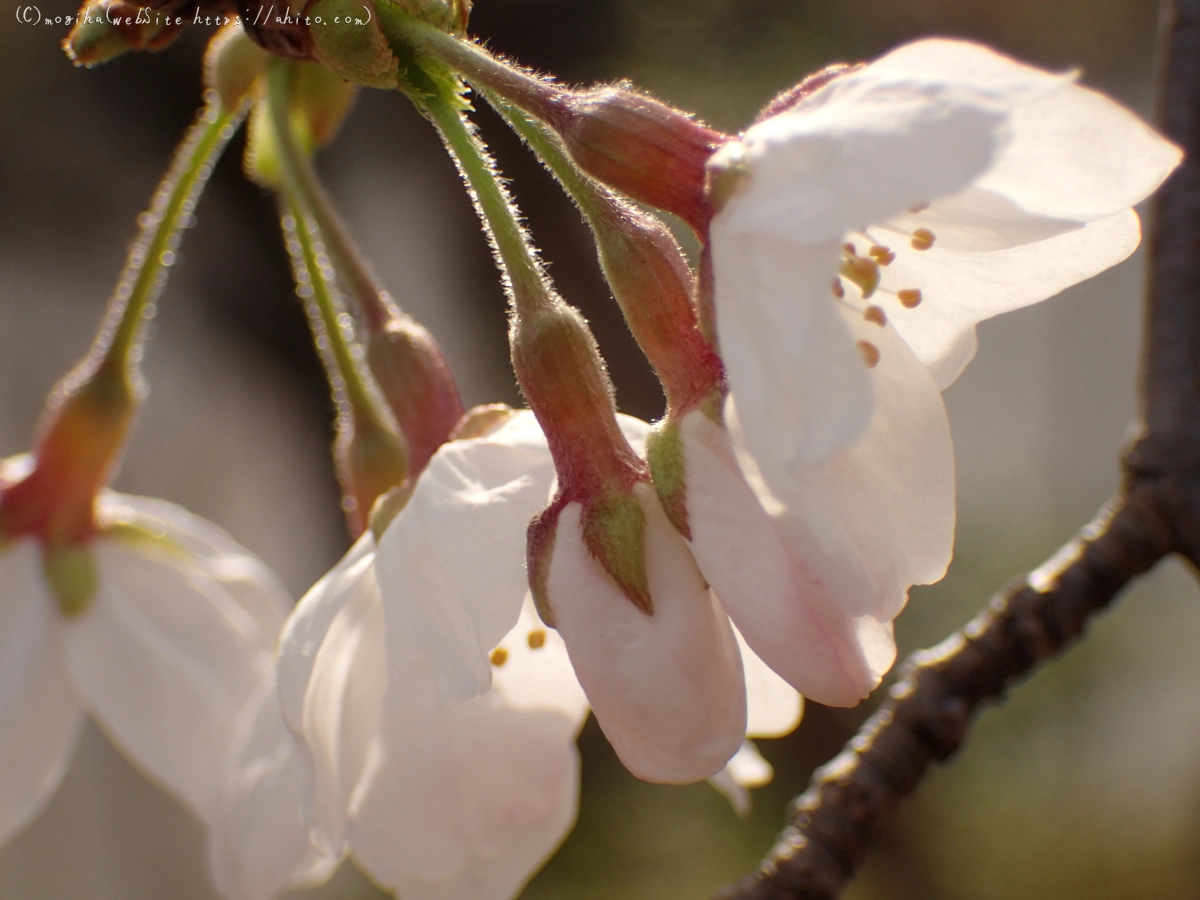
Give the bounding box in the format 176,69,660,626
707,38,1182,628
313,410,810,786
0,457,288,846
213,520,590,900
243,410,809,900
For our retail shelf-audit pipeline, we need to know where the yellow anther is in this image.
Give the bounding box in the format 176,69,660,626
527,629,547,650
868,245,895,266
897,289,923,309
831,279,845,299
857,340,880,368
490,647,509,667
910,228,935,251
839,254,880,300
864,305,887,327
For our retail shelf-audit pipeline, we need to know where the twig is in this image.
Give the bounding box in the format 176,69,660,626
717,1,1200,897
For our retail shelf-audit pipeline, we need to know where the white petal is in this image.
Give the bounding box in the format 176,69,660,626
349,694,580,900
276,533,375,738
210,674,340,900
735,305,955,625
712,58,1010,244
708,741,773,818
873,209,1141,387
711,231,872,471
679,411,888,707
98,493,291,643
374,410,557,710
735,627,802,740
977,81,1182,222
64,537,275,824
546,488,746,783
278,547,386,856
488,598,589,730
0,542,84,846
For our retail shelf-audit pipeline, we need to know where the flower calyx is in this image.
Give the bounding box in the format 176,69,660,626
513,304,653,623
542,87,728,237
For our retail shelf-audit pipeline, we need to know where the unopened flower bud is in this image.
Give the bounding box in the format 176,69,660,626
547,87,727,235
64,0,184,65
204,23,271,113
365,314,464,472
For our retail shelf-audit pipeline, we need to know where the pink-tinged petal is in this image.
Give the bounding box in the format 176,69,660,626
374,410,557,710
348,697,580,900
278,546,386,857
487,599,589,731
98,493,291,643
734,627,802,740
731,304,955,625
873,209,1141,388
210,674,341,900
546,488,746,783
0,542,84,846
64,537,275,824
712,232,872,472
708,741,773,818
678,411,886,707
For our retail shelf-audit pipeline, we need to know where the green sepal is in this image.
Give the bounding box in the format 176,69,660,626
646,420,690,541
43,543,98,618
582,486,652,615
526,504,560,628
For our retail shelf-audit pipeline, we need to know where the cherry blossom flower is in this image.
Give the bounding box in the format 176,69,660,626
0,456,288,847
707,37,1182,629
216,521,589,900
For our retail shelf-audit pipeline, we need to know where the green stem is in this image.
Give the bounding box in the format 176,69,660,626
420,85,553,316
376,5,564,124
266,67,396,333
99,100,242,375
266,62,392,428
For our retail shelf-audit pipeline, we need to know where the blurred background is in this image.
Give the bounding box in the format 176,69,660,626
3,0,1200,898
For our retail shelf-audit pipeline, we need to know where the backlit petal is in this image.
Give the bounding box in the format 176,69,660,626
0,542,84,846
546,488,746,783
374,410,557,710
210,674,340,900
